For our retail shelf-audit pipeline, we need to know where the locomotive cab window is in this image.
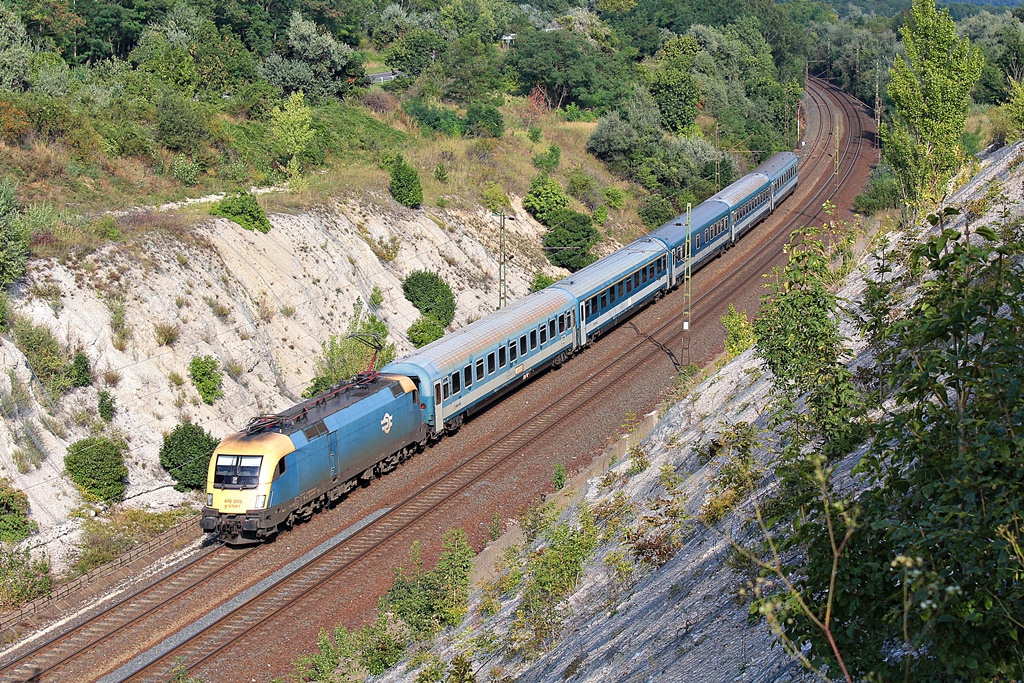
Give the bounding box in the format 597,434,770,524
272,457,286,481
214,455,263,489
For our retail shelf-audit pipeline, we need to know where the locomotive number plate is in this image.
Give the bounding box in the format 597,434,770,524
223,498,244,509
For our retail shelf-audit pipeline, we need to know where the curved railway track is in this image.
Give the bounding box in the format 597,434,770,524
0,77,874,683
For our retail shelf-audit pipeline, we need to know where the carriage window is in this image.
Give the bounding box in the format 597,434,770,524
442,378,450,400
452,371,461,393
476,360,484,381
434,382,442,404
530,330,538,349
617,282,624,298
520,335,527,355
499,346,507,367
600,292,607,309
464,365,472,387
549,319,556,337
539,325,547,344
214,455,263,489
641,269,647,284
567,310,574,327
558,315,565,334
510,341,518,362
487,352,496,374
625,278,632,294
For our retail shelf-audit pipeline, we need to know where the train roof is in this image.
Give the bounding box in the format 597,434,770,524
550,235,666,299
242,373,410,436
750,151,798,179
649,199,730,250
706,173,770,208
383,287,576,374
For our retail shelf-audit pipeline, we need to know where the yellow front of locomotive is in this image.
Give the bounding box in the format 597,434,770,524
199,431,294,544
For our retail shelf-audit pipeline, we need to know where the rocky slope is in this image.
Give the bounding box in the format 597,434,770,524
0,192,569,573
374,143,1024,683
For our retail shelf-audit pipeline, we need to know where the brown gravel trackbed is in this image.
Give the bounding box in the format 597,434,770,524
0,76,877,683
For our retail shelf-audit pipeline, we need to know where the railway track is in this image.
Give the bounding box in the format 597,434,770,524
0,77,874,683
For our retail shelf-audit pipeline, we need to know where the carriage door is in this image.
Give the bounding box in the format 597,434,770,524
328,432,339,478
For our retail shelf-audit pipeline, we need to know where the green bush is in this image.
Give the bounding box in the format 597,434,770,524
527,125,542,143
853,170,899,215
171,154,201,185
64,436,128,503
402,271,456,326
593,205,608,225
70,508,190,577
159,421,219,491
523,173,570,225
531,272,556,292
69,351,92,387
0,178,26,287
602,186,626,209
304,300,396,398
211,192,271,233
403,99,465,136
11,315,69,398
407,316,445,348
97,390,116,421
638,193,676,228
389,155,423,208
543,209,599,271
553,463,567,490
0,479,34,542
0,543,50,608
189,355,223,405
465,101,504,138
531,143,561,172
156,92,207,153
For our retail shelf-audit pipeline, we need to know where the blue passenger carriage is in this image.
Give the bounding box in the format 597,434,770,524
754,151,798,209
551,236,670,345
382,288,578,434
650,199,731,286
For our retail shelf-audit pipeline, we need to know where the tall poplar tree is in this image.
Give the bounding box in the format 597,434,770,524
881,0,982,220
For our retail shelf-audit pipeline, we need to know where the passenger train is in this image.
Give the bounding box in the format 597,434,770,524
200,152,798,544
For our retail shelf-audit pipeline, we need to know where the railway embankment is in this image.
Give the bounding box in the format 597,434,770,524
0,195,563,575
371,142,1024,682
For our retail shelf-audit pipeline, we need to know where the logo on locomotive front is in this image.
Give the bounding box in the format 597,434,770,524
381,412,394,434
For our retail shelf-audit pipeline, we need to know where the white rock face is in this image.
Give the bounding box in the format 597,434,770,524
0,196,567,573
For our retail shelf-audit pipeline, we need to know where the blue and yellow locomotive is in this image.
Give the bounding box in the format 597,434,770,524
201,152,798,544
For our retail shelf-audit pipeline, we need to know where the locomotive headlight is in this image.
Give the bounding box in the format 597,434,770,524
255,495,267,508
206,493,213,506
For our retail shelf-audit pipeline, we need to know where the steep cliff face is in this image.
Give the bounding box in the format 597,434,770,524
0,195,567,572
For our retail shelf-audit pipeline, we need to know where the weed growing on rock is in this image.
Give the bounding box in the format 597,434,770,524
189,355,223,405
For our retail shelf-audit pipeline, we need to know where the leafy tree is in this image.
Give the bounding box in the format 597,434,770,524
389,155,423,208
304,299,395,397
646,35,701,133
440,0,497,40
0,4,31,91
64,436,128,503
531,272,556,291
637,194,675,228
481,182,510,212
720,304,754,357
402,270,455,326
442,34,503,102
522,173,570,225
778,218,1024,680
0,178,26,286
532,143,561,172
542,208,599,271
211,192,271,233
0,479,34,542
881,0,983,216
189,355,223,405
260,11,362,102
1004,77,1024,138
271,90,315,178
159,421,219,491
407,315,445,348
384,28,445,77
